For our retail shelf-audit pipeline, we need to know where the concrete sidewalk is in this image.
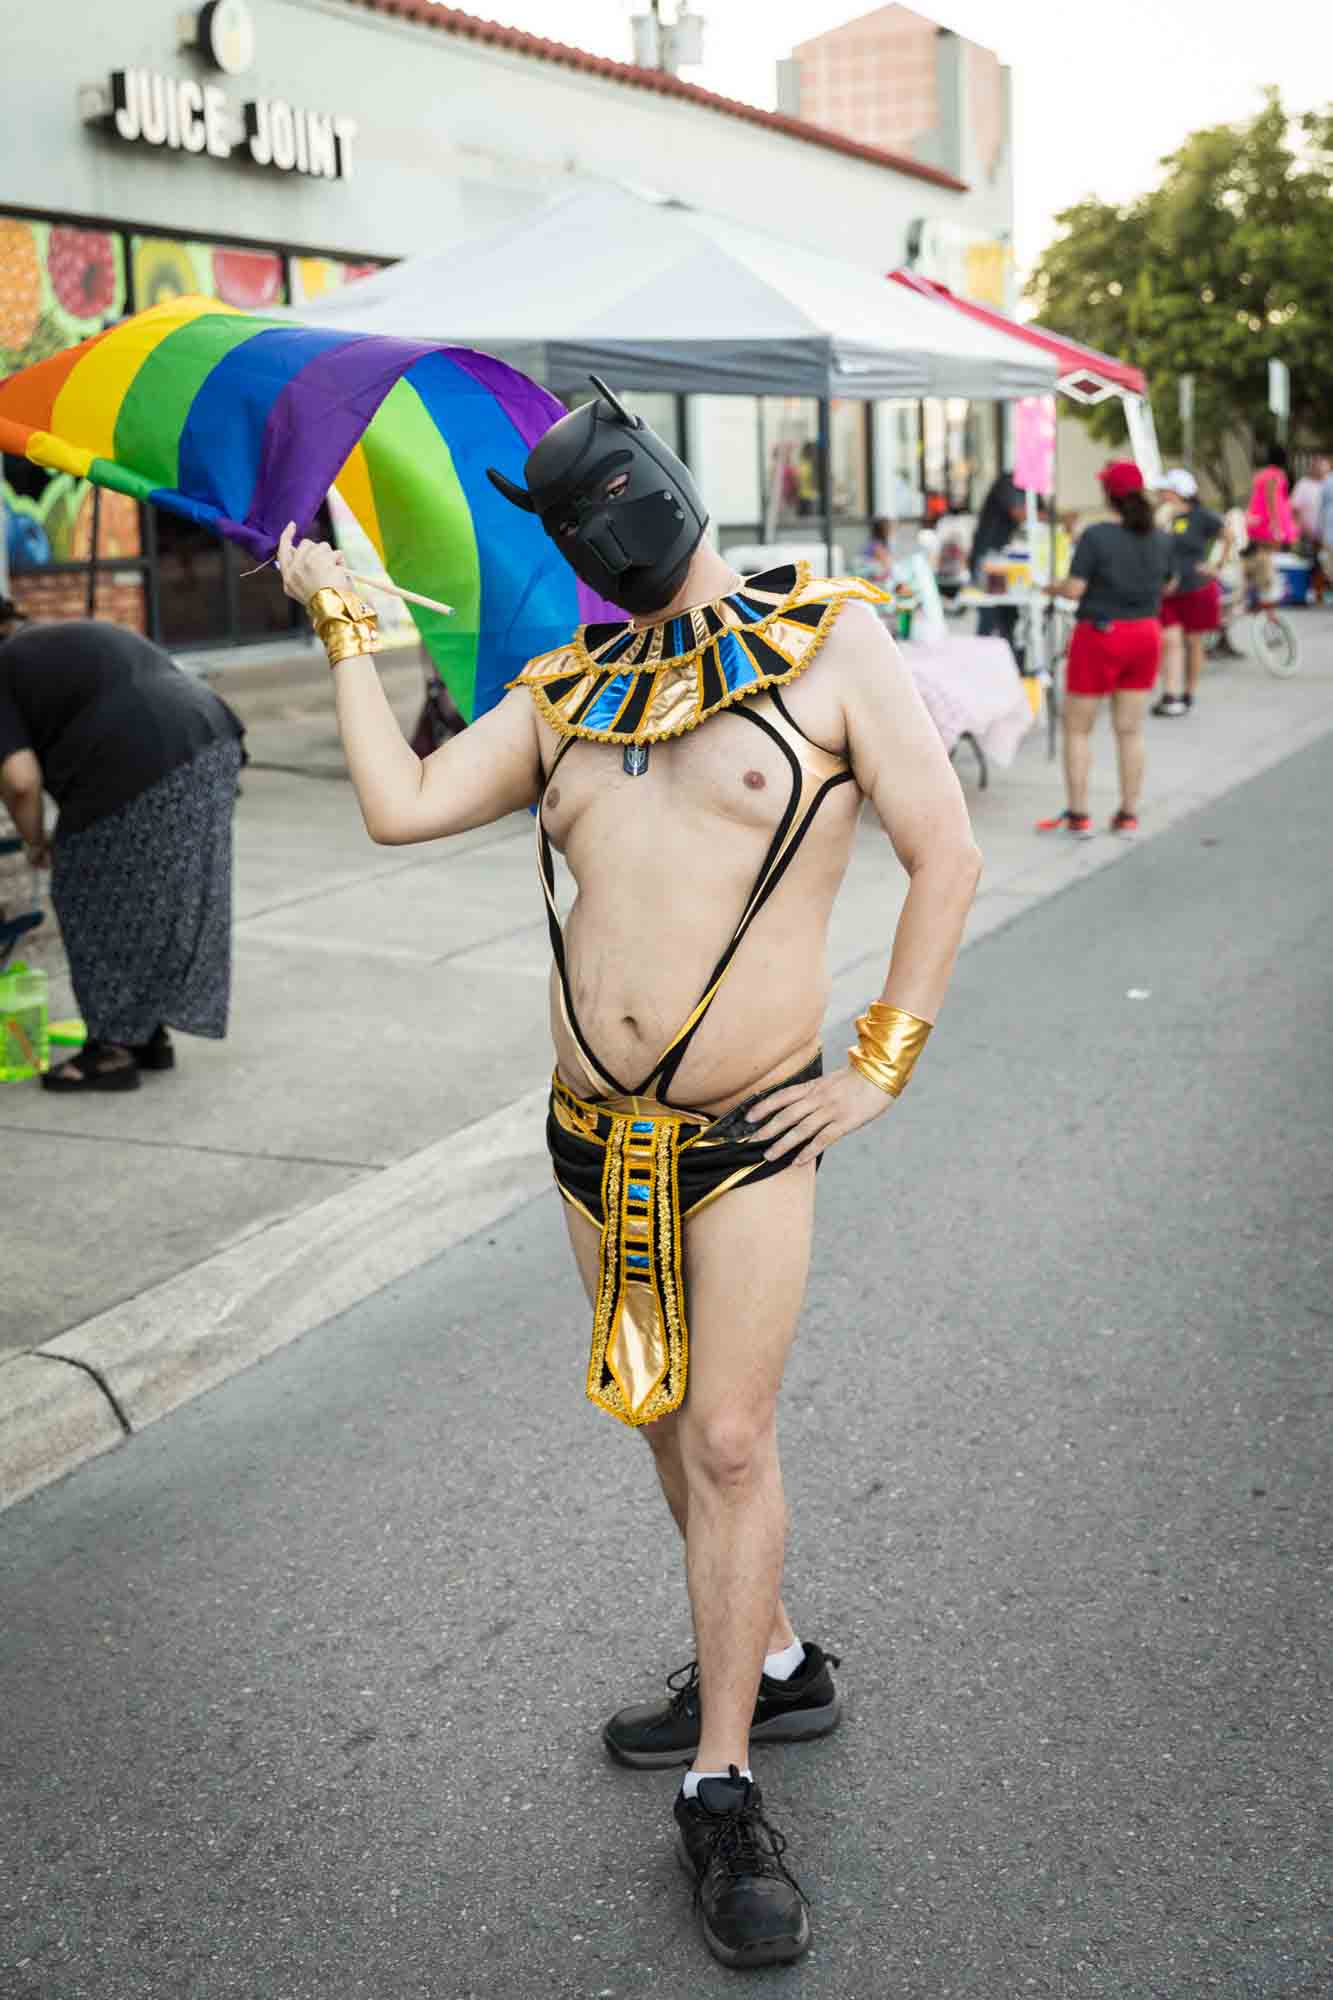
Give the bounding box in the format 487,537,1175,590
5,608,1333,1503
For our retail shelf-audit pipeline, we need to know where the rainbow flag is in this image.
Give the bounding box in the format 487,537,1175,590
0,295,617,719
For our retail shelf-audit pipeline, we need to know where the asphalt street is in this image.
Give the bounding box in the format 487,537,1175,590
3,737,1330,2000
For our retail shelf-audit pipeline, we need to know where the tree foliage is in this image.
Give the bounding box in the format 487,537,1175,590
1026,91,1333,498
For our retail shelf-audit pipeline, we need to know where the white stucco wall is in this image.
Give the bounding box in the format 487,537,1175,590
3,0,1010,268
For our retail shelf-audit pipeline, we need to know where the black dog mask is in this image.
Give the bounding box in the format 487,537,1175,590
487,376,708,617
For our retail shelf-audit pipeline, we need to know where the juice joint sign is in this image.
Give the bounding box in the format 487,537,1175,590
80,0,359,180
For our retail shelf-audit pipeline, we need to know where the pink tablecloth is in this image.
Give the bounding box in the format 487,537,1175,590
902,635,1035,769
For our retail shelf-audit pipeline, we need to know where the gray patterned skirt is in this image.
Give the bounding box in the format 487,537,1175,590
51,737,242,1045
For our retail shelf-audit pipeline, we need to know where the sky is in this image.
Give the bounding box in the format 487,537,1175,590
452,0,1333,275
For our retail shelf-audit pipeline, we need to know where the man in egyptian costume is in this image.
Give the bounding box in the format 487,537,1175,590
277,381,980,1970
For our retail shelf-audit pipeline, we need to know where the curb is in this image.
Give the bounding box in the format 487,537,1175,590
1,1355,128,1509
5,696,1333,1512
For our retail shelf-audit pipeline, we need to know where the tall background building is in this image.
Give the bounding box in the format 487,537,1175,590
778,4,1014,309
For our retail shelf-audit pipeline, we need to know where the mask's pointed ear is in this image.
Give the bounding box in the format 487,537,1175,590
486,466,537,513
589,374,640,428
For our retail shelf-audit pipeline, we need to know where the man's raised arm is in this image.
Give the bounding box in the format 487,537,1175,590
277,526,542,845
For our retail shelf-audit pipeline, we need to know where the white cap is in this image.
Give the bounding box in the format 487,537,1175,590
1161,467,1198,498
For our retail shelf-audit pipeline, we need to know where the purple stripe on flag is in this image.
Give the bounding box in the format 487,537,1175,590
245,333,437,552
447,346,624,622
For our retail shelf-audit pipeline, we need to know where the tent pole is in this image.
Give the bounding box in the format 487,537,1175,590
819,395,834,572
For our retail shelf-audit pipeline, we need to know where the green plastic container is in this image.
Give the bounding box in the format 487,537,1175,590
0,961,49,1083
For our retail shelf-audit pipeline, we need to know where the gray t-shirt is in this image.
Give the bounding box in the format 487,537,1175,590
1165,503,1223,596
1069,523,1177,624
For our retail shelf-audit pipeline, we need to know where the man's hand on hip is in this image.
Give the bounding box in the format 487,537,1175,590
744,1066,892,1167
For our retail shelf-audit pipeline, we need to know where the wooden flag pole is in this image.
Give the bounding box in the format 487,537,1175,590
244,549,455,618
348,571,454,617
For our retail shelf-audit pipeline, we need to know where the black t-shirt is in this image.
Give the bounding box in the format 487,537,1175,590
970,474,1026,573
0,622,244,837
1165,503,1223,595
1069,523,1177,624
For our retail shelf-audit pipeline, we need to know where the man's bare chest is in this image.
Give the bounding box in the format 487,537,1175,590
539,702,848,858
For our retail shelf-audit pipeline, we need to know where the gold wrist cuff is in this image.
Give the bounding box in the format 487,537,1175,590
307,585,380,666
847,1003,932,1098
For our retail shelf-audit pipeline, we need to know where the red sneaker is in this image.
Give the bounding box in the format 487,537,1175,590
1035,808,1093,838
1110,809,1139,837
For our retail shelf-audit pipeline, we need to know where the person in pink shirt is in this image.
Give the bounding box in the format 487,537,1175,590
1244,444,1296,605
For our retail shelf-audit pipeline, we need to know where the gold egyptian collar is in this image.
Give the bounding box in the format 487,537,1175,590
508,562,889,746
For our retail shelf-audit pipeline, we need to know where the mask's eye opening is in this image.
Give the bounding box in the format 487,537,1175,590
600,471,630,502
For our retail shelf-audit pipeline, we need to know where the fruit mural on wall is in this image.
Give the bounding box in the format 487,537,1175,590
0,216,126,375
290,255,385,304
3,474,141,571
131,237,285,310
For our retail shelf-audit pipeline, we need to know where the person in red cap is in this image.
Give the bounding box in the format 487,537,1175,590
1037,460,1177,838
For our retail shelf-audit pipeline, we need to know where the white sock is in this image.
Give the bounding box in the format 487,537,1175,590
762,1636,806,1681
682,1766,752,1800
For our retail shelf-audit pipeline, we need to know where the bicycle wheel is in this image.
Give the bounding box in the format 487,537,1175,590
1253,609,1301,678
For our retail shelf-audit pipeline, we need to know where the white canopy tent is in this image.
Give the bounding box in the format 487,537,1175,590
283,187,1056,403
282,187,1057,562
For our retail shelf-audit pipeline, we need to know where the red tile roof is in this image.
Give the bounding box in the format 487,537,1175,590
344,0,969,192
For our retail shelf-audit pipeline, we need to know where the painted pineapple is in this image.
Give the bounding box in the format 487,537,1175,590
0,218,43,352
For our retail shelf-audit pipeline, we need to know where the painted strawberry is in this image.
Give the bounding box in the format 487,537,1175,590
47,228,120,322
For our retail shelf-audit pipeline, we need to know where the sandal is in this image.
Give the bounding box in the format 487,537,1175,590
130,1025,175,1072
41,1038,141,1092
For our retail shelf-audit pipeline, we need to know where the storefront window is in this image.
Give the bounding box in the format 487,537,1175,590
829,399,868,521
922,399,948,516
871,401,923,523
761,398,819,536
759,397,869,550
689,396,761,540
920,398,999,518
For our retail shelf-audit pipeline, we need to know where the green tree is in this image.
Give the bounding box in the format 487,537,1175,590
1027,91,1333,499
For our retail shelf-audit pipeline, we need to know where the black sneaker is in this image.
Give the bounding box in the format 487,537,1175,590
603,1642,842,1768
674,1768,811,1968
1151,694,1188,717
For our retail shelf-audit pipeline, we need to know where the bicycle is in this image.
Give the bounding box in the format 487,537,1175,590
1206,579,1301,678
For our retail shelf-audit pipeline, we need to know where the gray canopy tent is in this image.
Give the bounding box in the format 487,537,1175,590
284,186,1058,560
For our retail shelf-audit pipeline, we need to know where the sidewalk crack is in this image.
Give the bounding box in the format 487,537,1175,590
36,1351,133,1436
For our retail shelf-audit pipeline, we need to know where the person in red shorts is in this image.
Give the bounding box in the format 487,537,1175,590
1152,468,1228,718
1037,461,1176,839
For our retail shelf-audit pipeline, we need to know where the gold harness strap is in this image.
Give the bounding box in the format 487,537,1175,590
540,693,854,1426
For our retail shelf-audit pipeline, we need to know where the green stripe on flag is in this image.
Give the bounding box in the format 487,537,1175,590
360,376,480,719
113,314,267,493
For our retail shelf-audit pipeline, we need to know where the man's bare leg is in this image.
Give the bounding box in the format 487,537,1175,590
673,1164,815,1773
563,1206,798,1659
1184,631,1206,698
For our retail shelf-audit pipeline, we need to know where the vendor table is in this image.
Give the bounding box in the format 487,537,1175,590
899,634,1036,787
